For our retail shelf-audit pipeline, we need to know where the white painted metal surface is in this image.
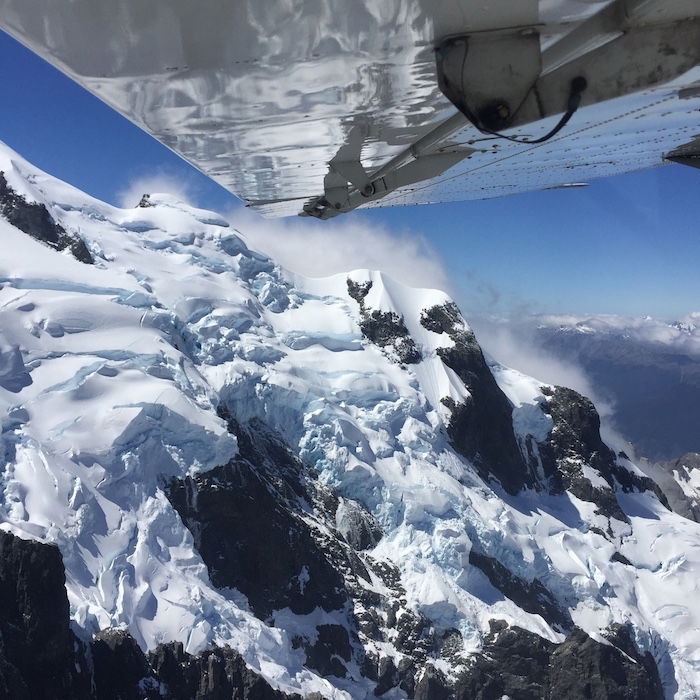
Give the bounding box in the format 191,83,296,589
1,0,698,217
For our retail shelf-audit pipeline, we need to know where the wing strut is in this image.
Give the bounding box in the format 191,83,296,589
302,0,700,219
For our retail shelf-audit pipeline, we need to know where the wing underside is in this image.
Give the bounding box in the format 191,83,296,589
1,0,699,217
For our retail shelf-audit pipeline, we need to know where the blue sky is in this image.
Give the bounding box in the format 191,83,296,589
1,30,698,319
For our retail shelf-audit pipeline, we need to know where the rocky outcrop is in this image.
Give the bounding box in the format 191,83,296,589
646,452,700,522
0,530,91,700
92,629,158,700
549,625,663,700
454,621,663,700
347,278,421,365
167,415,350,619
149,642,295,700
93,634,297,700
539,386,669,522
421,303,530,494
0,531,295,700
0,172,93,263
468,551,571,630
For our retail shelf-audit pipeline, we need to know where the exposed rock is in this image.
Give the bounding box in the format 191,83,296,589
346,278,372,306
612,551,633,566
374,656,400,696
347,278,421,365
549,626,663,700
334,496,383,550
359,309,421,364
414,665,450,700
0,530,91,700
454,622,663,700
540,386,669,522
149,642,295,699
454,622,553,700
137,193,154,208
468,550,571,630
422,303,529,494
0,172,93,263
167,454,348,619
92,629,158,700
93,633,297,699
302,625,352,679
644,452,700,522
0,344,32,393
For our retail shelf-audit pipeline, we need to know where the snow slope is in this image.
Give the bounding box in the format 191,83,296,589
1,142,699,698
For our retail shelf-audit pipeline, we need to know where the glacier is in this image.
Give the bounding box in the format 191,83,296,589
0,141,699,698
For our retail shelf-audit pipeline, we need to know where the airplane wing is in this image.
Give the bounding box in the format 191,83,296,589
1,0,698,218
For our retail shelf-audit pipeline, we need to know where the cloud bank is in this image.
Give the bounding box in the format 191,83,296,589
228,208,453,294
116,172,198,209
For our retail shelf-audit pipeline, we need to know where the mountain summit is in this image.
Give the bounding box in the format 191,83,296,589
0,143,697,699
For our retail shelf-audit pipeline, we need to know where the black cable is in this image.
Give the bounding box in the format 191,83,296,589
462,77,588,145
437,38,587,146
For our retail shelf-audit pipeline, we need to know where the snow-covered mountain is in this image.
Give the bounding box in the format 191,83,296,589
1,142,699,699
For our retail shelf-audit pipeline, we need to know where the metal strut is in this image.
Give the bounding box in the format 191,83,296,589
302,0,700,219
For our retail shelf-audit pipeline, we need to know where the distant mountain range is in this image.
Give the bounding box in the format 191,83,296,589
475,313,700,462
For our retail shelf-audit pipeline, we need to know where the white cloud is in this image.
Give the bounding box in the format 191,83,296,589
227,208,453,293
115,172,197,209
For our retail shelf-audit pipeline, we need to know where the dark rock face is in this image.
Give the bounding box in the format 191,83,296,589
650,452,700,522
334,496,383,550
0,172,93,263
347,278,421,365
302,625,352,679
149,642,295,700
468,550,571,630
93,635,295,700
360,309,421,364
0,530,91,700
0,345,33,394
167,417,349,619
421,303,530,494
549,626,663,700
413,665,450,700
454,621,663,700
455,621,552,700
346,278,372,305
0,531,294,700
540,386,668,522
92,629,158,700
